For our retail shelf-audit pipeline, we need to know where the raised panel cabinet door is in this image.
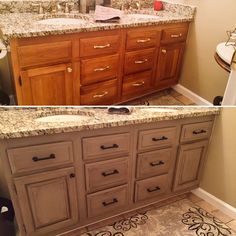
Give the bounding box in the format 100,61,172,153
14,167,79,236
155,43,185,88
20,63,73,105
173,140,209,192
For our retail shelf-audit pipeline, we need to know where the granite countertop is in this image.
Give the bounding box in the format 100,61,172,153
0,0,196,46
0,107,219,139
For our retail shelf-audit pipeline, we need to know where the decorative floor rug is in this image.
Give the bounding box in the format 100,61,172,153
82,199,234,236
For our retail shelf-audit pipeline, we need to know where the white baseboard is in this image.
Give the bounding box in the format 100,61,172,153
192,188,236,219
172,84,213,106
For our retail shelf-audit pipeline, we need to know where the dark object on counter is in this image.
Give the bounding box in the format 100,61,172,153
107,107,134,114
213,96,223,106
0,90,10,105
0,197,15,236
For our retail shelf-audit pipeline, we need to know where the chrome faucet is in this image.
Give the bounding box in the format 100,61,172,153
51,1,62,14
32,3,44,14
121,0,141,11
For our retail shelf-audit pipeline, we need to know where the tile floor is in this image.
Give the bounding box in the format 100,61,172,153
67,193,236,236
126,89,196,106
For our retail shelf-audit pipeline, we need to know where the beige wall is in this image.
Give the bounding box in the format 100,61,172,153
200,108,236,208
170,0,235,102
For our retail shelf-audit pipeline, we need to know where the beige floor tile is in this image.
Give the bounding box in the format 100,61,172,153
211,209,234,223
63,227,87,236
196,200,217,212
175,95,195,105
227,220,236,232
136,204,155,214
169,89,182,98
187,193,203,203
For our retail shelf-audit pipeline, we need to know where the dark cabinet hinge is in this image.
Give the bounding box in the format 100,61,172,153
23,224,27,233
13,184,17,195
19,76,22,86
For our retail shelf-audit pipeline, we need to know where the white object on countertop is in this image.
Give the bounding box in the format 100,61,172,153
222,50,236,105
0,40,7,60
216,42,235,64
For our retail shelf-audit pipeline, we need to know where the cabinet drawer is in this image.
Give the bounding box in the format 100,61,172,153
138,127,177,151
87,185,128,218
82,133,131,160
81,54,119,85
126,30,160,50
18,41,72,68
136,148,174,179
180,121,213,142
161,27,188,44
85,158,128,192
7,142,73,174
124,48,155,75
80,79,118,105
122,70,152,99
135,174,169,202
80,35,120,57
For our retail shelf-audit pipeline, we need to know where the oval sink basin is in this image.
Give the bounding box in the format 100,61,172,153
127,14,161,20
36,115,90,123
37,18,86,25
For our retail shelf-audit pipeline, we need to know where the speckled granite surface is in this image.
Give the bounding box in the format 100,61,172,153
0,107,219,139
0,0,196,47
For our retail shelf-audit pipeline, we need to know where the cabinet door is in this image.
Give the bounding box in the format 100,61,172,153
173,140,208,192
155,43,185,88
20,63,73,105
15,167,79,236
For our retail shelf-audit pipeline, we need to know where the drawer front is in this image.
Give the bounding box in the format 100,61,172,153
161,27,188,44
80,79,118,105
87,185,128,218
126,30,160,50
85,158,128,192
82,133,131,160
135,174,169,202
80,35,120,57
136,148,174,179
122,70,152,99
138,127,177,151
18,41,72,68
124,48,155,75
81,54,119,85
7,142,73,174
180,121,213,142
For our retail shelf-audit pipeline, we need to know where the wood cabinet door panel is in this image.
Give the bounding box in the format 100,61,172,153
15,167,78,235
155,43,185,88
21,63,73,105
173,140,209,192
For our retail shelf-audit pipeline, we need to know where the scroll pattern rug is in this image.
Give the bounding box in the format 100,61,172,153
82,199,234,236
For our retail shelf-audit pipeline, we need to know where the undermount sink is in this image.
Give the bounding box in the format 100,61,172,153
37,18,87,25
35,114,90,123
127,14,161,20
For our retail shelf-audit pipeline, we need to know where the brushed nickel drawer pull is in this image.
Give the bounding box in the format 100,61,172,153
102,198,118,207
161,49,167,54
193,129,207,135
94,43,111,49
102,169,119,177
147,186,160,193
171,33,182,38
32,153,56,162
100,144,119,150
132,81,145,87
152,136,168,142
94,66,110,72
137,38,151,43
93,91,108,98
150,160,165,167
134,59,148,64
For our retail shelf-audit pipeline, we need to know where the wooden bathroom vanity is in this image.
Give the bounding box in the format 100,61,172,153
0,108,218,235
10,22,189,105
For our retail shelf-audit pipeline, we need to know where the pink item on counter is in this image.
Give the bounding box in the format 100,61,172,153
154,0,163,11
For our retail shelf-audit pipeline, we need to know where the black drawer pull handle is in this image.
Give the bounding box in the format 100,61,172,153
32,154,56,162
147,186,160,193
150,161,165,167
102,198,118,207
102,169,119,177
70,173,76,178
152,136,168,142
100,144,119,150
192,129,207,135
